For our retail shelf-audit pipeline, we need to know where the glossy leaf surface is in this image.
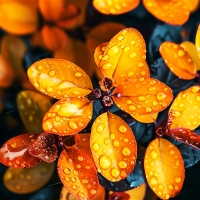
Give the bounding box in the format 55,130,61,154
90,112,137,182
27,58,93,99
169,85,200,130
17,90,52,133
180,41,200,71
112,78,173,115
130,113,158,123
159,41,197,80
144,138,184,199
0,134,41,168
93,0,139,15
60,183,105,200
57,148,98,200
195,25,200,60
3,162,55,194
98,28,149,86
43,97,92,135
143,0,190,25
0,2,38,35
29,132,58,162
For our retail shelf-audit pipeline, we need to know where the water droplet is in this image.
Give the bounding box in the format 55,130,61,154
138,62,144,67
47,87,53,93
150,176,157,186
90,189,97,195
38,65,42,70
127,100,132,104
196,96,200,101
129,105,136,111
122,147,131,156
177,50,184,57
118,35,123,40
82,179,88,184
170,150,174,155
111,168,120,177
49,70,55,76
169,184,174,190
130,41,135,45
69,121,78,129
124,138,129,143
108,46,119,56
102,62,112,69
11,142,17,148
150,150,158,159
75,72,82,78
111,134,115,140
99,155,112,169
78,156,83,161
97,123,104,133
159,184,163,190
55,116,60,122
146,107,152,113
72,185,77,190
129,53,136,58
119,161,127,169
74,170,78,175
114,140,119,147
76,164,81,168
34,82,39,88
64,168,71,174
149,87,156,91
124,46,130,52
176,160,179,166
128,72,133,76
102,55,109,61
138,96,145,101
157,92,166,101
93,143,100,151
119,125,127,133
165,194,170,199
78,192,85,198
104,138,110,145
175,177,181,183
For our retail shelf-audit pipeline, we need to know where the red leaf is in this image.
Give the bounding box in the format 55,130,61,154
108,192,130,200
29,132,58,163
0,134,41,168
57,148,99,200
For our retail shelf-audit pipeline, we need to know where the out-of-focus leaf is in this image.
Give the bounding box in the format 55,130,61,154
98,28,149,86
0,55,14,87
169,85,200,130
159,41,197,80
143,0,190,25
148,24,182,61
113,78,173,115
0,35,33,89
91,112,137,182
57,148,98,200
27,58,93,99
93,0,140,15
41,25,68,51
195,24,200,59
29,132,58,163
0,2,38,35
98,145,145,191
182,0,200,12
144,138,185,199
17,90,52,133
3,162,55,194
43,97,92,135
0,133,41,168
54,36,93,78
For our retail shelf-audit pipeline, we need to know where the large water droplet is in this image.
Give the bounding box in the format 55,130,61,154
93,143,100,151
119,125,127,133
69,121,78,130
75,72,82,78
157,92,166,101
99,155,112,169
97,124,104,133
111,168,120,177
150,176,157,186
122,147,131,156
119,161,127,169
150,150,158,159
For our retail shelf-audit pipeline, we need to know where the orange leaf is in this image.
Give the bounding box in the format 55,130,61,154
159,41,197,79
3,162,55,194
27,58,93,99
180,41,200,71
41,25,68,51
182,0,200,12
94,42,108,69
0,55,14,87
43,97,92,135
98,28,149,86
57,148,98,200
112,78,173,115
144,138,185,199
38,0,64,21
169,85,200,130
17,90,52,134
93,0,140,15
143,0,190,25
195,25,200,60
130,113,158,123
90,112,137,182
0,2,38,35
